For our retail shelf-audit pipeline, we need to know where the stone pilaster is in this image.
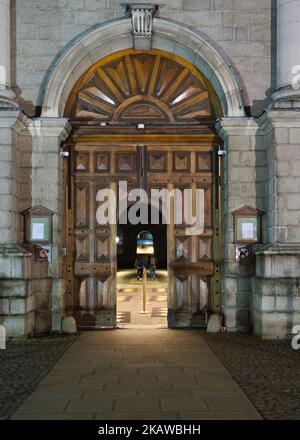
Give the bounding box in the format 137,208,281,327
272,0,300,103
0,0,17,107
250,111,300,339
28,118,71,333
216,118,267,333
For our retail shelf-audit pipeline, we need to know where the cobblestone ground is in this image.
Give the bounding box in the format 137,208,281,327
0,335,77,420
201,332,300,420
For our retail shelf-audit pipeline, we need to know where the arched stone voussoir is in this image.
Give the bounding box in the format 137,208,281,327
41,17,245,118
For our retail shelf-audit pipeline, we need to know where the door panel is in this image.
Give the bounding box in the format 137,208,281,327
146,143,215,328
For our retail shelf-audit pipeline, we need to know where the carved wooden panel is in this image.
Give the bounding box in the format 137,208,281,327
191,276,209,327
198,237,212,260
95,236,110,262
172,152,190,173
199,277,209,313
176,237,190,261
65,50,216,123
75,233,89,261
95,152,110,173
203,185,213,230
173,275,210,328
148,152,167,172
116,152,135,173
175,277,190,311
78,278,87,310
75,152,89,172
196,152,212,172
173,185,194,227
96,277,109,309
74,183,89,228
77,276,110,311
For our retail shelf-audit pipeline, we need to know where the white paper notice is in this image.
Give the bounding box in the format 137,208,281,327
242,223,254,240
32,223,45,240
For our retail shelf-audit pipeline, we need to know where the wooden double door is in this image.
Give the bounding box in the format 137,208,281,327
65,132,220,329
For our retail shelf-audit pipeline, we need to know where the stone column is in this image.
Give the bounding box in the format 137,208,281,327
0,0,16,107
216,118,267,333
251,111,300,339
29,118,71,333
273,0,300,102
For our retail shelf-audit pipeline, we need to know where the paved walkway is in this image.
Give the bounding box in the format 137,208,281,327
12,329,261,420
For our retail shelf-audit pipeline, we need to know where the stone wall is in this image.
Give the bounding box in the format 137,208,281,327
0,111,55,337
0,252,52,336
216,110,300,339
0,111,26,245
252,250,300,339
14,0,274,116
217,118,267,333
266,110,300,245
250,109,300,339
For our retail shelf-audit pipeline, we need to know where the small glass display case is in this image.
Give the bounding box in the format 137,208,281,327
232,206,264,244
22,205,54,244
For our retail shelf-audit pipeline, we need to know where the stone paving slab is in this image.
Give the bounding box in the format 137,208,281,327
12,329,261,420
11,413,95,420
94,412,181,420
179,411,261,420
66,399,114,413
113,398,160,412
28,390,84,400
161,398,208,411
204,396,255,411
16,399,69,413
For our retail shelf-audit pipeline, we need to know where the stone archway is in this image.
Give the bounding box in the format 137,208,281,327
40,17,245,119
36,17,251,333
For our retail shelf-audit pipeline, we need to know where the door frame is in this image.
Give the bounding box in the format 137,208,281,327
63,128,223,328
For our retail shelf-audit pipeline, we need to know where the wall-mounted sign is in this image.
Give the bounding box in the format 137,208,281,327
235,246,252,263
22,205,54,244
232,206,264,244
35,245,53,262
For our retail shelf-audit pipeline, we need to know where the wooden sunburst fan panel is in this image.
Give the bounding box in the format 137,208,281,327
65,50,220,123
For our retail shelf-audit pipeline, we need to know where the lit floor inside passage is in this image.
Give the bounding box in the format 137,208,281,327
117,269,168,327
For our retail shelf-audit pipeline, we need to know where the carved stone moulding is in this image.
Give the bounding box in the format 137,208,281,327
121,2,159,49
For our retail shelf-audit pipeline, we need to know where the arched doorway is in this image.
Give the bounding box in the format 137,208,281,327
116,205,168,326
63,49,222,329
